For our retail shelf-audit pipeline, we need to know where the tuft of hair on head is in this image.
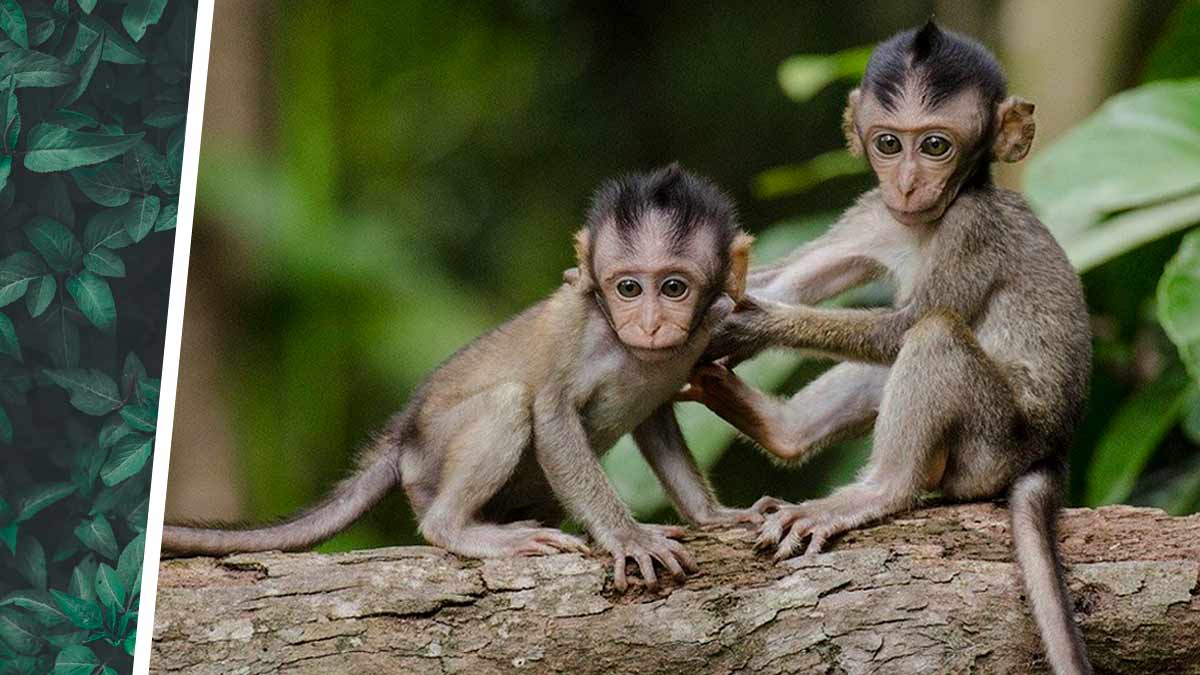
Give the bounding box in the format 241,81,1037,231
862,19,1006,113
585,162,740,267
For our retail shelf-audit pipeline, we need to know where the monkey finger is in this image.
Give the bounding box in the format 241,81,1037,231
804,528,832,557
752,495,786,514
665,539,699,574
754,519,784,551
613,554,628,592
518,542,561,557
634,553,658,591
773,522,810,562
652,546,687,581
674,383,703,403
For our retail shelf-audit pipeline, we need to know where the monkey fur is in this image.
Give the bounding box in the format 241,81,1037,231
684,22,1092,674
164,164,760,592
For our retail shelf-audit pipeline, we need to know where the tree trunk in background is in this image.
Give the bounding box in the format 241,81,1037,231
165,0,270,522
151,505,1200,674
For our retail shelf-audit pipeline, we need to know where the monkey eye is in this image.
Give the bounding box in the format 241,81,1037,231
660,277,689,299
616,278,643,298
919,135,952,158
874,134,902,155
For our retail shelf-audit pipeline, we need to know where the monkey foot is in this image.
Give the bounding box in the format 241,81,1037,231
506,527,591,557
607,523,698,593
751,496,856,561
694,506,763,529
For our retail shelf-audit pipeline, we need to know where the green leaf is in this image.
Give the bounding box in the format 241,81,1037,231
82,246,124,277
0,590,69,626
58,30,103,107
15,535,45,589
118,402,154,432
0,0,28,49
68,556,96,601
116,532,143,593
122,351,146,399
145,103,186,128
1085,371,1191,506
50,642,99,674
100,433,151,486
25,274,54,317
0,523,15,554
777,45,871,102
1158,229,1200,382
754,149,869,199
0,48,73,88
44,368,121,415
16,482,76,521
73,514,118,559
2,75,18,150
122,0,167,42
76,0,95,13
0,404,10,443
71,161,133,207
23,123,143,173
66,271,116,334
154,200,177,231
98,415,132,450
24,216,82,272
94,563,125,610
79,14,144,65
0,607,40,655
0,311,19,362
124,194,160,242
83,207,134,251
1026,80,1200,265
0,251,43,307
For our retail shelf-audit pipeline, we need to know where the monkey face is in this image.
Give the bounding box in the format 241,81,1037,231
591,223,719,360
855,87,985,227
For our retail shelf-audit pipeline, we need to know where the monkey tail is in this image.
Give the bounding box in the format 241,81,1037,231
161,441,403,556
1008,461,1092,675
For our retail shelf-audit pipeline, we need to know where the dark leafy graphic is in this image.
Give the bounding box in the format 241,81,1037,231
0,1,194,673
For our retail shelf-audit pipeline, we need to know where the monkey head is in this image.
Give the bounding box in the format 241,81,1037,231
842,20,1036,227
571,164,752,361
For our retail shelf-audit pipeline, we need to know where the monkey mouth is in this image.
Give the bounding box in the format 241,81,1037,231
888,204,941,225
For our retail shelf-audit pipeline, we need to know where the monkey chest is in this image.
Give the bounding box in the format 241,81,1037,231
580,361,691,452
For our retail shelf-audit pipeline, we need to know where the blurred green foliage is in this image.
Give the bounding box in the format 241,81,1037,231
0,0,193,672
192,1,1199,554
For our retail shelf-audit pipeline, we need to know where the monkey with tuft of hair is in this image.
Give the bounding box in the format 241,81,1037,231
165,164,761,592
682,22,1093,675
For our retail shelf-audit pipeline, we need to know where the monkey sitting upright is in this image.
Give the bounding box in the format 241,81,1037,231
681,23,1093,674
163,164,761,592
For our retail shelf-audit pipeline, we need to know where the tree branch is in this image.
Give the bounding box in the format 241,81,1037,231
150,504,1200,674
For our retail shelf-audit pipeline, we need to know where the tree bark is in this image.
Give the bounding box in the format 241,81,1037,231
150,504,1200,674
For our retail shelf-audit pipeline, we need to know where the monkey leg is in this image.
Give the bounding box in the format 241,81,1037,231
418,384,590,558
687,361,887,464
756,312,1020,560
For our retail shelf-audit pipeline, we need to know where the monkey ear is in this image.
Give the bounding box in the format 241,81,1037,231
725,232,755,301
571,229,596,291
993,96,1036,163
842,88,864,157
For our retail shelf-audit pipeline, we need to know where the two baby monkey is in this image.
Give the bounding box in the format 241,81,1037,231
166,22,1092,675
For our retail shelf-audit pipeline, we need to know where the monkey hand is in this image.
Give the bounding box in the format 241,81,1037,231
704,294,778,362
675,362,737,405
604,523,698,593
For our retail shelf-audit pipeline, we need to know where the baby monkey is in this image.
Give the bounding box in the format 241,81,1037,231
684,23,1092,674
164,164,760,592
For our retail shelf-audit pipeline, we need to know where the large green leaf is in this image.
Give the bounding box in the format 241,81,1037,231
0,607,40,654
1085,371,1191,506
99,433,151,486
25,273,54,317
70,161,133,207
0,311,19,362
94,563,124,610
1026,80,1200,269
73,514,117,559
48,592,101,631
66,271,116,334
124,194,159,242
15,535,45,589
50,644,99,675
82,246,124,277
23,123,142,173
78,14,145,65
24,216,82,272
0,250,42,307
1158,229,1200,381
122,0,167,42
44,368,121,415
777,45,870,103
0,0,27,49
0,49,73,88
58,31,103,107
16,482,76,522
0,590,69,627
83,207,135,251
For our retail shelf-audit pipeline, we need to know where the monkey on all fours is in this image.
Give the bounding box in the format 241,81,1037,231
163,164,761,592
682,22,1093,674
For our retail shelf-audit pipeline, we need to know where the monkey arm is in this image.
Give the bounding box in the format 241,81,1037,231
632,405,760,527
748,228,885,305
